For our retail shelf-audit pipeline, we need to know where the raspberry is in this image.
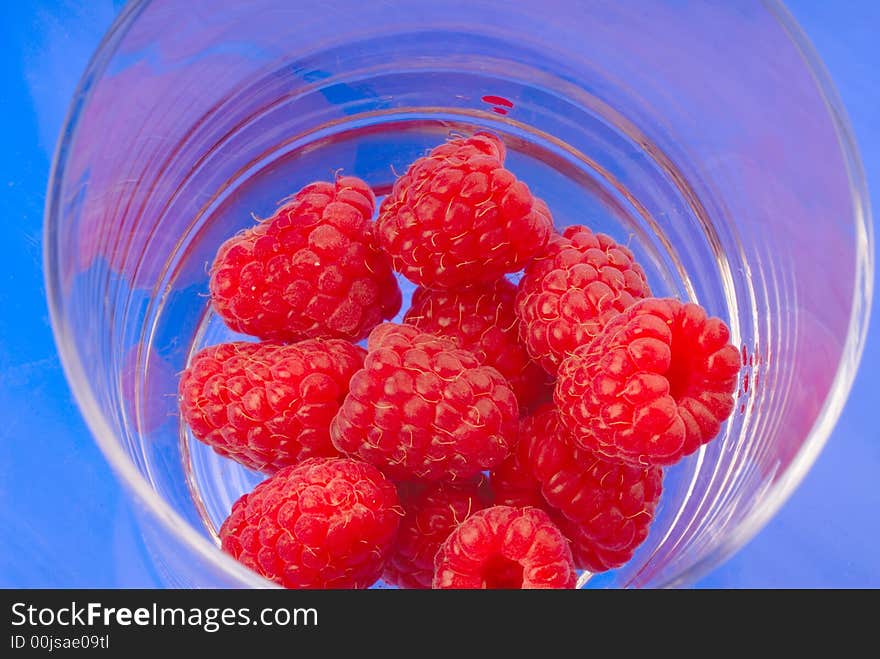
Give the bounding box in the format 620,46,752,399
489,417,546,510
432,505,576,589
384,479,488,589
375,133,553,289
209,176,401,342
556,297,741,466
515,225,651,374
491,405,663,572
219,457,401,589
178,339,365,473
403,278,551,408
330,323,519,482
529,406,663,572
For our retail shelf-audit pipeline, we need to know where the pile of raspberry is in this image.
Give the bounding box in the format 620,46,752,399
178,133,740,589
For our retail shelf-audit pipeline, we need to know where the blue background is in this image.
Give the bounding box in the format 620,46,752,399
0,0,877,588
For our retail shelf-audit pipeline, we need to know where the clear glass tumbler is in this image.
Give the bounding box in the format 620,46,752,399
44,0,873,587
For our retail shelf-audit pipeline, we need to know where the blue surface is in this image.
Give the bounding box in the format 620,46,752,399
0,0,877,588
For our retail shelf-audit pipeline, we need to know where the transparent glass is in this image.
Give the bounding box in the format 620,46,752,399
44,0,873,588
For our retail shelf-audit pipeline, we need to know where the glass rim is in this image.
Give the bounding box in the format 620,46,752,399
42,0,875,588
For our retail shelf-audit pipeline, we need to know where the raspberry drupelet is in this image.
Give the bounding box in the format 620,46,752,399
209,176,401,342
375,133,553,289
555,297,741,467
178,339,365,473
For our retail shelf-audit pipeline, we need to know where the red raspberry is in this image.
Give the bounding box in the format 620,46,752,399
209,176,401,342
384,479,488,589
433,505,576,589
491,405,663,572
403,278,551,408
489,417,546,510
375,133,553,289
556,297,741,467
178,339,365,473
515,225,651,374
528,407,663,572
219,457,401,589
330,323,519,481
